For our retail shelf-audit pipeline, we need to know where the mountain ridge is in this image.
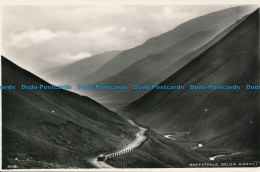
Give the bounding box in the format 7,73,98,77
40,50,122,85
70,6,257,111
75,6,256,86
122,9,259,160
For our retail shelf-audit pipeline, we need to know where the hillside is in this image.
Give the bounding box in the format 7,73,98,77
90,12,251,110
75,6,255,85
123,9,259,160
89,29,218,108
110,130,210,168
39,50,121,85
72,6,256,110
1,56,138,169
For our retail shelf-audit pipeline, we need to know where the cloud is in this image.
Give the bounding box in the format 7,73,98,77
64,52,93,61
8,29,68,47
2,5,238,73
120,27,127,32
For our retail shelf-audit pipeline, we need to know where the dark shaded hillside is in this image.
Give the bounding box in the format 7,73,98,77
1,56,138,169
96,30,218,86
75,6,255,86
90,12,251,111
110,130,209,168
139,12,249,98
123,9,259,160
89,29,218,109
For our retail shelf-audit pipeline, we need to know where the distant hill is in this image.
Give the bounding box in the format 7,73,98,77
90,29,218,106
73,6,256,110
1,56,137,169
39,50,122,85
77,6,256,84
91,15,249,110
123,9,259,160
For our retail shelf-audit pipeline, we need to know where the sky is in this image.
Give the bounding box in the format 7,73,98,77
2,5,237,72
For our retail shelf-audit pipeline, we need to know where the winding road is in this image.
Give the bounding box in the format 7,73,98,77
164,135,176,140
89,120,148,168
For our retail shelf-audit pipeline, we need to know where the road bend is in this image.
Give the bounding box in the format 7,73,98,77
89,119,148,168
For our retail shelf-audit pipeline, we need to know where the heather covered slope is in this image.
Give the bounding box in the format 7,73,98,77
1,56,138,169
123,9,259,160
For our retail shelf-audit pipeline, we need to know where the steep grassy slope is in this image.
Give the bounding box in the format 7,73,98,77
110,130,209,168
75,6,255,86
88,30,218,107
89,13,251,111
1,56,138,169
123,9,259,160
72,6,256,111
95,30,218,86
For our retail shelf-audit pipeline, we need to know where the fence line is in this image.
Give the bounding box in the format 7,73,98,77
104,121,150,168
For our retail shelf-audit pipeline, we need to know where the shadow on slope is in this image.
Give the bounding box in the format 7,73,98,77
122,9,260,161
1,56,138,169
74,6,257,111
110,130,209,168
75,6,256,85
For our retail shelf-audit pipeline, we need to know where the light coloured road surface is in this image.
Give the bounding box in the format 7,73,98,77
209,152,241,161
89,120,148,168
90,157,114,168
209,154,226,161
164,135,176,140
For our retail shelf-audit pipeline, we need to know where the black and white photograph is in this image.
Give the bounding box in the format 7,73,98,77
0,0,259,170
